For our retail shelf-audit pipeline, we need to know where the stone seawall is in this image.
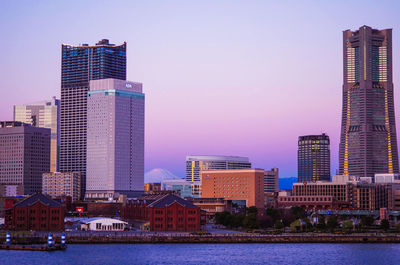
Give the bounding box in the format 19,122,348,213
2,234,400,244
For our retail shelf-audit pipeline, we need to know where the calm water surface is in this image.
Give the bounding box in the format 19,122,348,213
2,244,400,265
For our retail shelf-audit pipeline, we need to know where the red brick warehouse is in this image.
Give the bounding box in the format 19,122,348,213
123,194,201,231
5,193,64,231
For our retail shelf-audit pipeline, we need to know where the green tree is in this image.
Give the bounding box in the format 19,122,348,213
258,215,274,229
274,220,284,230
215,211,231,226
380,219,390,232
361,216,374,227
327,215,338,232
290,219,302,232
342,220,354,233
266,208,281,222
281,210,296,227
291,206,305,219
316,216,326,230
243,214,259,229
232,214,245,228
302,218,312,230
396,222,400,232
246,206,258,216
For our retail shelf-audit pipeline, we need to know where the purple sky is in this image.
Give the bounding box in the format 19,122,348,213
1,0,400,178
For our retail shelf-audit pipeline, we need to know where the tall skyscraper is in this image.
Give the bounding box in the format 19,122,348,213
186,155,251,182
298,134,330,183
86,79,144,199
339,26,399,178
60,39,126,198
0,121,50,195
14,97,60,172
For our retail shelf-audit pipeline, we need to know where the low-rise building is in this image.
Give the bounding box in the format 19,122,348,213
122,194,201,231
200,169,265,212
5,193,64,231
161,179,201,198
80,217,128,231
144,183,161,193
42,172,81,202
188,198,232,218
278,175,400,211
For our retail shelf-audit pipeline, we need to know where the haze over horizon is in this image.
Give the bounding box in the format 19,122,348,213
1,0,400,179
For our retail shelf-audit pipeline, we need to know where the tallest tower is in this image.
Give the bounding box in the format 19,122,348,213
60,39,126,198
339,26,399,177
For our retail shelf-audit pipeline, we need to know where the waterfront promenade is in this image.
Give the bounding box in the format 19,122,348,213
2,231,400,244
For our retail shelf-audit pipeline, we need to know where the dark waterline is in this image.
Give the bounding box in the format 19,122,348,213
2,243,400,265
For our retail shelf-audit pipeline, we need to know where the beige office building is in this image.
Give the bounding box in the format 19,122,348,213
200,169,265,210
14,97,60,172
42,172,81,202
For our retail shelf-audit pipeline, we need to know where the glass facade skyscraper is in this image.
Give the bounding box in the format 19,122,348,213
298,134,330,183
339,26,399,178
60,39,126,199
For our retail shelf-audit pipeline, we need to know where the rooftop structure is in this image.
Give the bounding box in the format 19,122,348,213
186,155,251,182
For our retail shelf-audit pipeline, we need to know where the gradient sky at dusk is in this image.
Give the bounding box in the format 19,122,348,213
1,0,400,179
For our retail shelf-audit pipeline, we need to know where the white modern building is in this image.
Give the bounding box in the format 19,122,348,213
375,173,400,183
80,217,128,231
86,78,145,199
186,155,251,182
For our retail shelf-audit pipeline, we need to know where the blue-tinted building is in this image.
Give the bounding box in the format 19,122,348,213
298,134,330,183
161,179,201,198
60,39,126,199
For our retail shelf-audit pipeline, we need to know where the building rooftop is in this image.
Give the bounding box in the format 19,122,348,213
82,217,127,224
186,155,249,162
62,39,126,48
298,133,329,141
14,193,61,208
0,121,30,128
201,168,265,174
147,194,198,209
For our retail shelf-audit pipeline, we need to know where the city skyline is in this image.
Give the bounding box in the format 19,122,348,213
1,1,400,179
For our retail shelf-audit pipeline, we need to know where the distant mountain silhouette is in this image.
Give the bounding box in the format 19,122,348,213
279,177,297,190
145,168,182,183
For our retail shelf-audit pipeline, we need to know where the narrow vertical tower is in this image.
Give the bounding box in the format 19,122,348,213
60,40,126,199
339,26,399,177
298,134,330,183
86,79,145,199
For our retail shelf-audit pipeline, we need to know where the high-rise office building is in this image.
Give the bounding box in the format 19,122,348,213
298,134,330,183
0,121,50,195
264,168,279,193
14,97,60,172
339,26,399,178
60,39,126,198
86,79,144,199
186,155,251,182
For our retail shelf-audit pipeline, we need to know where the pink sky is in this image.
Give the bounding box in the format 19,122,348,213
1,1,400,178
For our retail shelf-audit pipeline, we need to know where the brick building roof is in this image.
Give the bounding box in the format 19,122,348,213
147,194,198,208
14,193,62,208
